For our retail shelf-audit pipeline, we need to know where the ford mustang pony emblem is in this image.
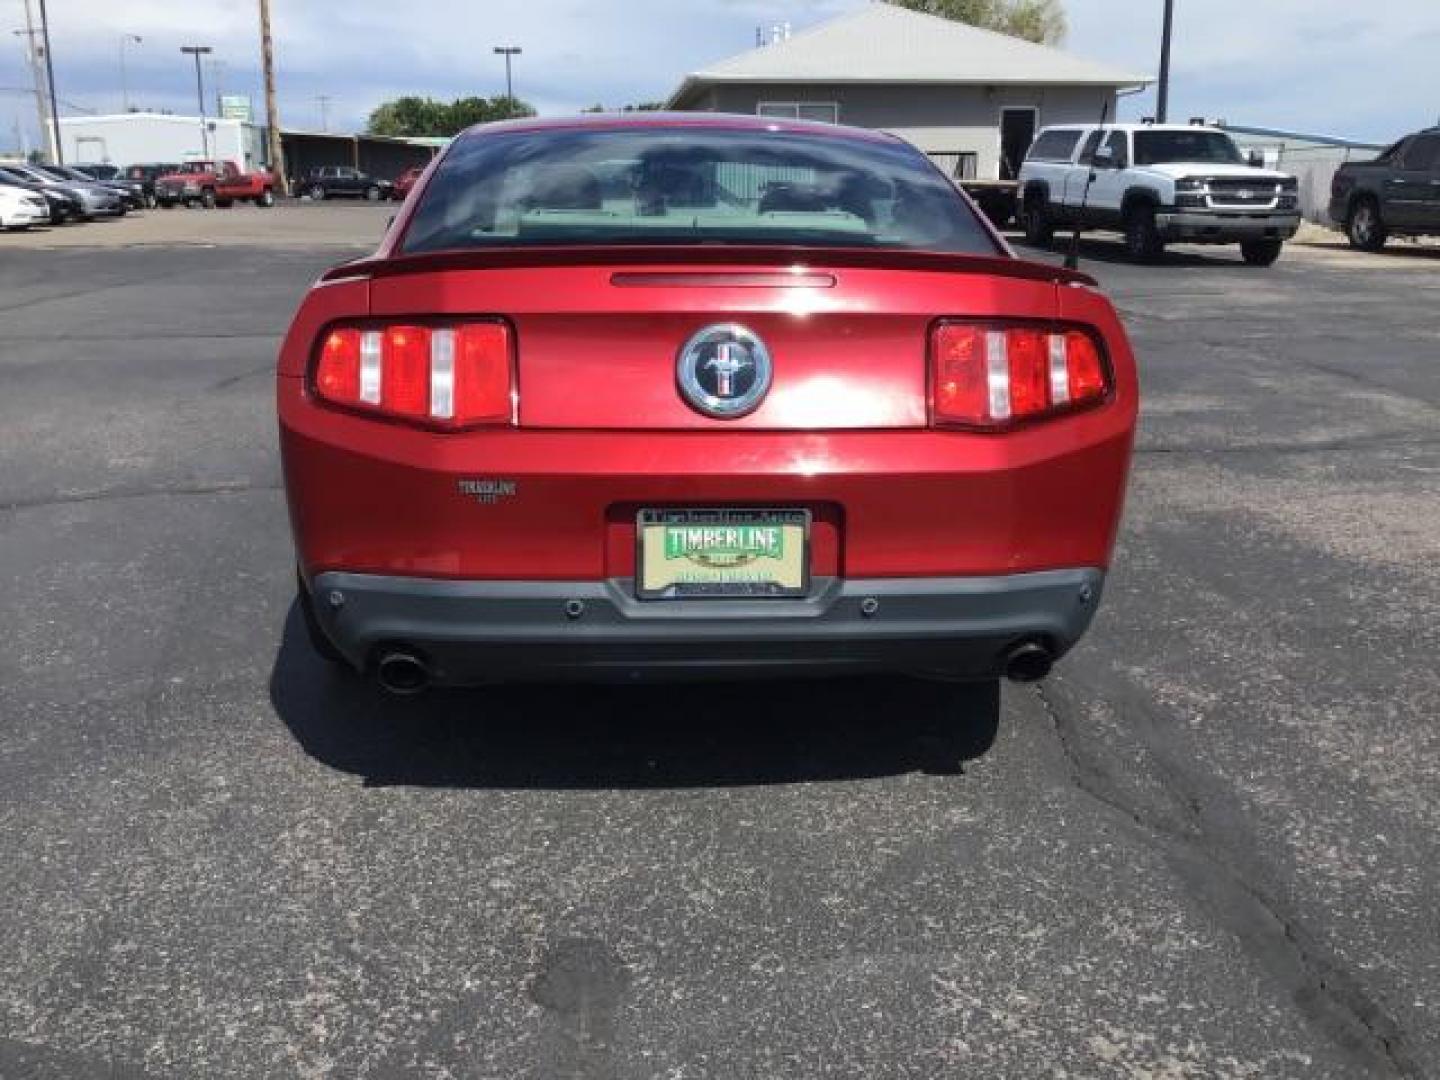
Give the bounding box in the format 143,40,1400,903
677,323,772,418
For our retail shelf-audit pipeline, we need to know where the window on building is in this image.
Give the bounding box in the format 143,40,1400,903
757,102,840,124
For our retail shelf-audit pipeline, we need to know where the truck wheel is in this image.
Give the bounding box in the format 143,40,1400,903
309,184,326,201
201,188,217,209
1022,200,1055,247
1346,198,1387,252
1240,239,1283,266
1123,203,1164,263
365,185,382,202
257,188,275,208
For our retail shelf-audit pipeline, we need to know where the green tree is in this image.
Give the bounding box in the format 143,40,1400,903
366,94,536,137
887,0,1066,45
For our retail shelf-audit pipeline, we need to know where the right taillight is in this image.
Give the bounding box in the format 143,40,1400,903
931,322,1110,428
311,320,513,428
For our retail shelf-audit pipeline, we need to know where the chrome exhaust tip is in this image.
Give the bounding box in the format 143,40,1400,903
376,651,431,695
1003,641,1053,683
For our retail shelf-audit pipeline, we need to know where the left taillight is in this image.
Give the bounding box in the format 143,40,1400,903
311,320,513,428
930,321,1110,429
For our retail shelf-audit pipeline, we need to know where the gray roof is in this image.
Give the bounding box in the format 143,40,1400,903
669,3,1151,106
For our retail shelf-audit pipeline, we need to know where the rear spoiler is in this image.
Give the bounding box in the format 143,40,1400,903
320,245,1097,289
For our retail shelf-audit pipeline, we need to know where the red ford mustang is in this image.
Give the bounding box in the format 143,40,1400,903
278,114,1137,692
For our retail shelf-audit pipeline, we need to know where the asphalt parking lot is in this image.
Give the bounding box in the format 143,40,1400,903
2,206,1438,1078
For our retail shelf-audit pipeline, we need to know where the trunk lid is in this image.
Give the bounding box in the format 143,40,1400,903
364,247,1070,431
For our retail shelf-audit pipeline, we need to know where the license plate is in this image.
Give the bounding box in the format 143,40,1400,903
637,509,810,599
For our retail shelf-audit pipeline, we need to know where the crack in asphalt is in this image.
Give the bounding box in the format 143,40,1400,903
1135,434,1440,457
1,478,282,514
1032,682,1423,1079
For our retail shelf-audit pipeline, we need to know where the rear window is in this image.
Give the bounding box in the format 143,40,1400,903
401,126,1000,256
1027,129,1082,162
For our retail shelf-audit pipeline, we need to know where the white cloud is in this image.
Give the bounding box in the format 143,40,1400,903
9,0,1434,143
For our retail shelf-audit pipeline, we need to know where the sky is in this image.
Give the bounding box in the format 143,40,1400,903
3,0,1436,152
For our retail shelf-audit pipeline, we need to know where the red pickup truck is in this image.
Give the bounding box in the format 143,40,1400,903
154,161,277,209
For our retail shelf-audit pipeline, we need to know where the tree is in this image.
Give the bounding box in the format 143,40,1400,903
887,0,1066,45
366,94,536,137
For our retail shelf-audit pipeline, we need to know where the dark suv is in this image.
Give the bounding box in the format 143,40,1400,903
121,163,183,209
303,166,393,202
1329,128,1440,251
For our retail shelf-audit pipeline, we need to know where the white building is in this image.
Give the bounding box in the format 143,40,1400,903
56,113,267,168
668,3,1151,181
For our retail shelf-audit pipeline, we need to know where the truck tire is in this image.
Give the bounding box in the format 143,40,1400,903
365,185,382,202
1123,203,1164,263
309,184,326,201
1346,198,1387,252
1240,239,1283,266
201,188,217,209
256,188,275,208
1022,198,1055,247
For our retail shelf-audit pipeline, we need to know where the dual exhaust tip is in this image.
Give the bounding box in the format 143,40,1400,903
376,651,431,695
374,641,1054,693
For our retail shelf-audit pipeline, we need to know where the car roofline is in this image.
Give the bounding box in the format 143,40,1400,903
453,111,907,148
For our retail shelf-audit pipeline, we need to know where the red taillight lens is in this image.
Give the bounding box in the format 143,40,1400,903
310,320,513,428
931,322,1109,427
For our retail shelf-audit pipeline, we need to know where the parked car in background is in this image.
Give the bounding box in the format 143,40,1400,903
1018,122,1301,265
1329,127,1440,251
74,163,121,182
392,165,425,200
154,161,277,208
119,163,182,209
0,166,80,224
1,162,123,219
303,165,392,201
35,163,144,211
0,182,50,230
280,114,1138,694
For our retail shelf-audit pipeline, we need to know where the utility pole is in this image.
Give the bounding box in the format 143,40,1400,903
493,45,521,115
315,94,331,132
36,0,61,163
180,45,212,159
14,4,53,161
1156,0,1175,123
119,34,141,113
258,0,287,194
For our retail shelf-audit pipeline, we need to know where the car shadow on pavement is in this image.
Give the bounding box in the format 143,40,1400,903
1007,233,1261,269
268,604,1000,789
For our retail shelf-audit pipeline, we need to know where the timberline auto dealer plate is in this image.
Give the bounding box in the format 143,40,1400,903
636,508,811,599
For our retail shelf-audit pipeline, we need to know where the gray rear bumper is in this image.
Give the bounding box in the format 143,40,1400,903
305,569,1105,684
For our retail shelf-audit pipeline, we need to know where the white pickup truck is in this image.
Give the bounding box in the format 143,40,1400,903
1017,123,1301,265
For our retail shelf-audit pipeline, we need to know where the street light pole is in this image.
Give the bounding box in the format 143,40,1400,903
1156,0,1175,123
36,0,62,163
493,45,521,116
180,45,213,159
119,33,141,113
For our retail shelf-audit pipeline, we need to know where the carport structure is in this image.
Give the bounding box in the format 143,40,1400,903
279,130,438,189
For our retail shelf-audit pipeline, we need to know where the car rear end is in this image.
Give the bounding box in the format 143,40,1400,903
278,117,1137,690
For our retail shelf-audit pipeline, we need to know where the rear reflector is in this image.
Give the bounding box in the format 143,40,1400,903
312,320,513,427
932,322,1109,427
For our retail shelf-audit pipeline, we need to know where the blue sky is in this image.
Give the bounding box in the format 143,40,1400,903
3,0,1435,151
